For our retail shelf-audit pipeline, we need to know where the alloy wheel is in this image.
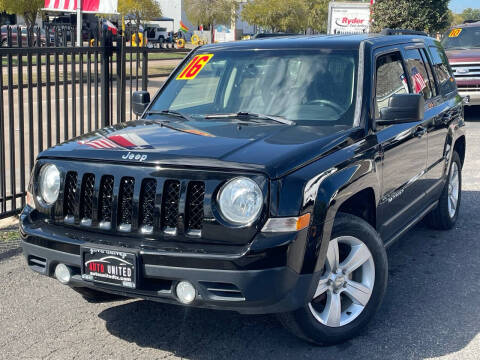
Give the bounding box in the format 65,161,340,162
308,236,375,327
448,162,459,218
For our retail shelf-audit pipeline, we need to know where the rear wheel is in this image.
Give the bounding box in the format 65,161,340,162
425,151,462,230
279,213,388,345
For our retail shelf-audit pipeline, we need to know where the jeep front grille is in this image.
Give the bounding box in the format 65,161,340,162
59,170,206,237
118,177,135,232
99,175,114,228
139,179,157,234
63,172,77,222
79,174,95,226
186,182,205,235
162,180,181,234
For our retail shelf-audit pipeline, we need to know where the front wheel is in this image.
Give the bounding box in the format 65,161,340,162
279,213,388,345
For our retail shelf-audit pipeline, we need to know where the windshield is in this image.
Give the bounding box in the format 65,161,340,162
150,49,359,126
442,26,480,49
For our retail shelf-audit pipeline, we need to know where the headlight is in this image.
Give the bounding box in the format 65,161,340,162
38,164,60,205
217,177,263,225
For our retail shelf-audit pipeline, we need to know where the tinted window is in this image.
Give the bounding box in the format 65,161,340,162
419,48,437,97
429,45,456,94
152,49,359,125
404,49,434,100
375,52,409,119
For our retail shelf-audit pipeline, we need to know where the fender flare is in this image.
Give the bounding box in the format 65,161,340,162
297,161,380,275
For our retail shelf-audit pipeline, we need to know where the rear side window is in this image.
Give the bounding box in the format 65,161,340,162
404,48,435,100
429,45,456,95
375,52,409,120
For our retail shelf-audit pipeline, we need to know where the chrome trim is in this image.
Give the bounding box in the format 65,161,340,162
186,229,202,237
99,221,112,230
118,223,132,232
64,215,75,224
164,227,177,236
140,225,154,235
80,218,92,227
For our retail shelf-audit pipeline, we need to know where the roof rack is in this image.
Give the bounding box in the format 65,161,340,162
463,19,480,24
380,28,428,36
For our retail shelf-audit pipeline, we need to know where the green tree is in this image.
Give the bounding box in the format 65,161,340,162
371,0,450,34
241,0,309,33
118,0,162,29
460,8,480,22
241,0,329,33
306,0,330,33
447,10,465,27
0,0,43,31
184,0,238,41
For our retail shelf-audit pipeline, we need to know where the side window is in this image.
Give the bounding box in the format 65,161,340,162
404,48,434,100
419,48,437,97
429,45,456,95
375,52,409,120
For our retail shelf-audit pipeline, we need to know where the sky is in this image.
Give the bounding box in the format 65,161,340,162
449,0,478,13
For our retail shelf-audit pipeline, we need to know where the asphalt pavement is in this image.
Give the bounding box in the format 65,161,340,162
0,107,479,360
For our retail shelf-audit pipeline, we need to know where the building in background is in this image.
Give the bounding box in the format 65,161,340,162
158,0,255,42
157,0,194,34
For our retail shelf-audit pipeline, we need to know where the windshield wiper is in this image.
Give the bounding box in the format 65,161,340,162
204,112,295,125
145,109,193,122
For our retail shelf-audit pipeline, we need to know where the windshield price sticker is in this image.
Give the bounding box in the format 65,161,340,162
448,28,462,38
177,54,214,80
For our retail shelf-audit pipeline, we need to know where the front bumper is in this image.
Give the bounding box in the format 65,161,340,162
458,89,480,106
20,209,316,315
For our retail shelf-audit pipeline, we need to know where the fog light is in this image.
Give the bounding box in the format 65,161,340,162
176,281,196,304
54,263,71,284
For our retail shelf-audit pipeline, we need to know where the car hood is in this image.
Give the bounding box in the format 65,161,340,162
38,119,358,179
446,49,480,63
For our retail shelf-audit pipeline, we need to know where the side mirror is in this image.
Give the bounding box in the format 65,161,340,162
377,94,425,126
132,91,150,116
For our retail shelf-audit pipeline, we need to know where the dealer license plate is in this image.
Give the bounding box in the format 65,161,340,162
81,247,136,289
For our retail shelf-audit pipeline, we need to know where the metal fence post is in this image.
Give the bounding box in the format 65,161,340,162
142,31,148,91
100,29,112,128
118,34,127,124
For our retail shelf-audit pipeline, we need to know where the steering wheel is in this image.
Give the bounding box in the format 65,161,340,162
306,99,344,113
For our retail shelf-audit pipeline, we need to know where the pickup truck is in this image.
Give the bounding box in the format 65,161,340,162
443,20,480,106
21,33,465,345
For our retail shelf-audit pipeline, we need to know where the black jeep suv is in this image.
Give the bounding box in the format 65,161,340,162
21,34,465,345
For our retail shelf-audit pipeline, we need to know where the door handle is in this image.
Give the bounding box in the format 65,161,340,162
414,126,427,138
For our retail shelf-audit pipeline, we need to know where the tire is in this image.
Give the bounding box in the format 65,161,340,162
72,287,126,303
278,213,388,345
425,151,462,230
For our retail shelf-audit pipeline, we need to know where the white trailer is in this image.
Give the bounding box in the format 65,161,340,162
327,2,371,35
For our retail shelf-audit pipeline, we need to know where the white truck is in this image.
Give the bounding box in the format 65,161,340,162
327,1,371,35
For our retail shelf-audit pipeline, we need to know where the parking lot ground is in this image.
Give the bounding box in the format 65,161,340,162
0,108,479,360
